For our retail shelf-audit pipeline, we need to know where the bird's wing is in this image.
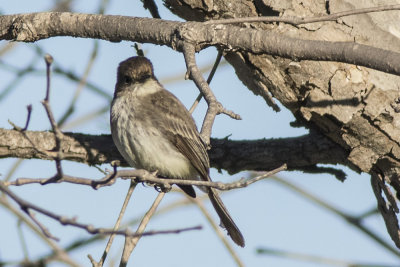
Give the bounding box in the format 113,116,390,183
145,89,245,247
146,89,211,181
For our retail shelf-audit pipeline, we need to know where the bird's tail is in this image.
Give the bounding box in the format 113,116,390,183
208,188,245,247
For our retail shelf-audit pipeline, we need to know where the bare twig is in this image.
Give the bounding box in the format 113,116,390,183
120,192,166,266
17,220,29,261
205,4,400,26
0,56,112,101
8,173,117,188
182,43,241,144
0,55,41,101
42,54,64,180
272,176,400,257
98,0,110,15
0,181,200,243
26,208,59,240
2,159,24,182
141,0,161,19
38,193,206,264
256,247,397,266
8,104,32,134
22,104,32,131
190,197,244,267
9,164,287,191
95,181,138,267
161,60,228,85
0,196,80,267
189,50,223,114
58,41,99,127
61,105,108,130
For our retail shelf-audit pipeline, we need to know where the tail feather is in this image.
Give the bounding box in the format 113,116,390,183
208,188,245,247
178,184,196,198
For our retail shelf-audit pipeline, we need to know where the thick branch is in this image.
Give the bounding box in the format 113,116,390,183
0,128,347,174
0,12,400,76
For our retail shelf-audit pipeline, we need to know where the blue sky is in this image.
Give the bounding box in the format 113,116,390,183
0,1,398,266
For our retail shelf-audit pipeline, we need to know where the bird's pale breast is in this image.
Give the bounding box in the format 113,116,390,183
111,93,198,179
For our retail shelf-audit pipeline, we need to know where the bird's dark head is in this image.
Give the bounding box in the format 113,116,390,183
114,57,160,99
116,56,155,86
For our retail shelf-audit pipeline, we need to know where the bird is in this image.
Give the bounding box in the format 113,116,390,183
110,56,244,247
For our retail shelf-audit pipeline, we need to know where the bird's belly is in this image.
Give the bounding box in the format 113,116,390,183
112,107,197,179
132,127,197,179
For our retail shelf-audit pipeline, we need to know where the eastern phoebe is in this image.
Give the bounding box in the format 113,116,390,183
110,56,244,247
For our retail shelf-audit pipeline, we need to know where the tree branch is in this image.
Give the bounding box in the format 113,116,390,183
0,180,201,242
0,12,400,76
0,128,348,175
182,43,241,144
7,165,287,193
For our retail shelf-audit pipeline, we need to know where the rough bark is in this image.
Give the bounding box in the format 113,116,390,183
0,128,347,176
164,0,400,248
164,0,400,189
0,0,399,249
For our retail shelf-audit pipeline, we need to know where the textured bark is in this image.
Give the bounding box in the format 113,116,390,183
0,128,347,176
164,0,400,248
0,13,399,75
1,0,400,250
164,0,400,186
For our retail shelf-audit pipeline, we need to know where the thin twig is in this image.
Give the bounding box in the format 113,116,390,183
98,0,110,15
26,208,59,240
61,105,108,130
205,4,400,26
182,43,241,144
17,220,29,261
38,193,205,264
7,105,32,132
22,104,32,131
0,181,199,243
161,60,228,85
0,196,80,267
42,54,64,180
120,192,166,266
3,159,24,182
272,176,400,257
189,50,223,114
190,197,244,267
256,247,393,266
0,55,41,101
0,55,112,101
141,0,161,19
58,41,99,127
9,164,287,191
95,181,138,267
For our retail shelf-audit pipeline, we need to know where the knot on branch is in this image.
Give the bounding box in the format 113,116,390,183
10,16,38,42
173,22,205,52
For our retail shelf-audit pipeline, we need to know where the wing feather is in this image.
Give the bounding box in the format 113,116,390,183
145,89,210,181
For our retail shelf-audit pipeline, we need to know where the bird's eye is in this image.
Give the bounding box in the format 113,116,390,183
138,74,151,83
124,75,133,84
